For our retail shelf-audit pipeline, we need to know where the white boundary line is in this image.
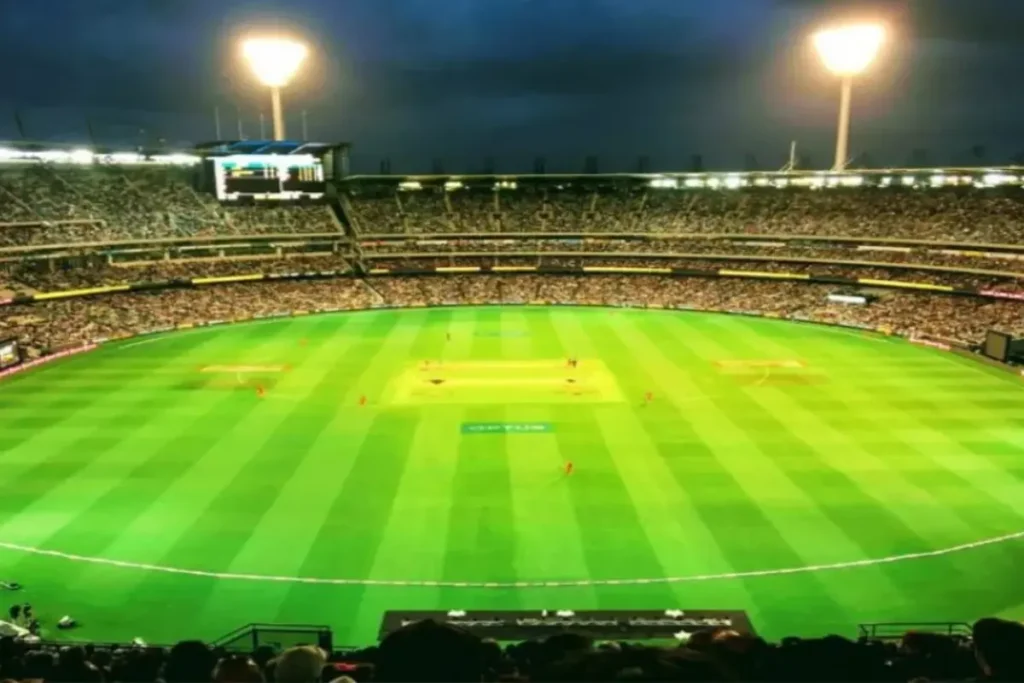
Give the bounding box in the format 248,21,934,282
117,318,290,350
119,336,166,350
0,529,1021,588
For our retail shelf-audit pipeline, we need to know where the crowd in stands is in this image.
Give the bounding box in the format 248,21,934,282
2,255,354,294
347,186,1024,243
0,280,377,354
4,275,1023,356
0,166,338,246
358,236,1024,274
3,164,1024,248
1,616,1022,682
358,256,1024,293
5,241,1022,298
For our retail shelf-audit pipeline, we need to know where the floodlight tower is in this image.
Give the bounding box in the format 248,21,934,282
813,24,885,171
242,37,308,141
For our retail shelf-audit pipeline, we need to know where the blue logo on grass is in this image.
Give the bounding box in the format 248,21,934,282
461,422,553,434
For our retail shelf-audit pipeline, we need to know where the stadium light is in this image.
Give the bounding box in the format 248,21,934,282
813,24,885,172
242,37,308,141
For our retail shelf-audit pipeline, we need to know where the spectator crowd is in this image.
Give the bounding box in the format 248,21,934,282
3,166,1024,300
1,616,1023,682
358,235,1024,276
347,184,1024,243
3,275,1023,357
0,166,338,246
2,165,1024,249
5,253,1022,298
2,255,354,295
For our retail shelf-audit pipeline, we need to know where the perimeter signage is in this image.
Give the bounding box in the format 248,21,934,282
380,610,756,640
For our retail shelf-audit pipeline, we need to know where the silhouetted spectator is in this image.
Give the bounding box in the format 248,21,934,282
163,640,216,683
272,646,327,683
973,617,1024,681
375,620,488,682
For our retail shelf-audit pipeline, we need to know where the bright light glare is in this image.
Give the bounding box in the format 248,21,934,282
242,38,308,87
813,24,885,76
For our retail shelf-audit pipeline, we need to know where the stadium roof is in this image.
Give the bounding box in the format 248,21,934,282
342,168,1024,190
193,140,346,156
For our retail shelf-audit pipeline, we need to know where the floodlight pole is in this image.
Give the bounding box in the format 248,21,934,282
270,86,286,141
833,75,853,172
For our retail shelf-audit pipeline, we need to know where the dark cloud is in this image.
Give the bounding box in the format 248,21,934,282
776,0,1024,45
0,0,1020,168
909,0,1024,45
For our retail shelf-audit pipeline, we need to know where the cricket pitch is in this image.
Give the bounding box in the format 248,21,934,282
386,359,625,405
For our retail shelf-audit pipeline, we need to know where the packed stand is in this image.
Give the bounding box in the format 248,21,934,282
0,165,338,246
359,235,1024,273
1,279,384,355
5,275,1023,356
448,191,499,232
346,185,1024,244
1,255,355,294
358,253,1024,293
0,616,1022,682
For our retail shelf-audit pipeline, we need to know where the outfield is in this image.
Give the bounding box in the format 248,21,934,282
1,305,1024,645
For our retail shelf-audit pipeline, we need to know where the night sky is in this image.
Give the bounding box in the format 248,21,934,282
1,0,1021,172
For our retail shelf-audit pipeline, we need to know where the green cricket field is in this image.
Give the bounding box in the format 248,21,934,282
1,305,1023,645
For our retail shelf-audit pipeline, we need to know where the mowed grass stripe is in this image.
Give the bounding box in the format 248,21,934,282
6,307,1024,645
548,309,767,617
0,357,178,477
656,315,959,633
767,321,1024,530
782,321,1024,622
188,313,416,638
501,309,595,587
9,320,309,644
530,311,676,605
552,310,762,606
354,308,462,591
0,327,241,542
760,320,1024,532
439,308,522,614
105,316,370,633
698,316,989,542
0,323,290,559
683,315,999,616
765,325,1024,620
851,346,1024,483
663,316,976,550
488,309,604,591
170,314,377,635
595,313,869,628
277,309,436,646
605,313,869,623
344,308,498,640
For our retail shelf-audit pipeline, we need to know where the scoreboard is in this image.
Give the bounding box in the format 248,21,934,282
213,154,326,201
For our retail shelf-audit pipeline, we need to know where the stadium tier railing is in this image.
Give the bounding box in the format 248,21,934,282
357,231,1024,253
211,622,335,653
858,621,972,641
0,231,351,255
358,250,1024,283
2,263,1021,308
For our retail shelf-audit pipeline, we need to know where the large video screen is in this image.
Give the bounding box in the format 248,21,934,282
213,155,326,201
0,338,22,370
982,330,1011,363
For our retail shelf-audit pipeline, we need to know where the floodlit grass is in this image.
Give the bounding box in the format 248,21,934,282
1,306,1023,645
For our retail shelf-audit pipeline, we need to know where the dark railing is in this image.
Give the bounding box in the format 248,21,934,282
211,623,334,653
858,622,972,640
